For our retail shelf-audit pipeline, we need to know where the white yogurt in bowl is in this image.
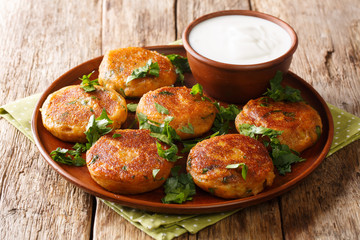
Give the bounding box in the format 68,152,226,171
189,15,292,65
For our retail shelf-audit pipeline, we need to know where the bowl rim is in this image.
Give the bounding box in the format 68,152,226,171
182,10,298,70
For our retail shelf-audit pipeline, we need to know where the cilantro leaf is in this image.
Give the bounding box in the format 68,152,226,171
238,123,304,175
237,123,283,139
270,143,304,174
50,147,86,166
85,109,113,146
138,113,181,162
190,83,203,96
264,71,304,102
127,103,138,112
212,103,241,135
158,91,174,96
226,163,248,180
80,71,99,92
166,54,191,84
156,142,181,162
112,133,122,138
179,123,194,134
154,102,169,115
126,59,160,84
162,166,196,204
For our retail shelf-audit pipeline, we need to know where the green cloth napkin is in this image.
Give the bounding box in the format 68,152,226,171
1,95,360,240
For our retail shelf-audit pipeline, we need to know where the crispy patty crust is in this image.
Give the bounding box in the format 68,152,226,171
187,134,275,199
136,86,217,140
41,85,127,142
86,129,174,194
98,47,177,98
235,97,322,152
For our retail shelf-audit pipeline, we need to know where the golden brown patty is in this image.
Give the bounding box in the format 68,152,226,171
41,85,127,142
98,47,177,98
235,97,322,153
187,134,275,199
86,129,174,194
136,86,217,140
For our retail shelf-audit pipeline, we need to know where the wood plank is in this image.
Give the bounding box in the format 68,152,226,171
0,0,102,239
176,1,284,239
196,200,282,240
252,0,360,239
93,1,179,239
101,0,176,51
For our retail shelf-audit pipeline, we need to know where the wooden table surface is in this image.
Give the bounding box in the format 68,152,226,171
1,0,359,239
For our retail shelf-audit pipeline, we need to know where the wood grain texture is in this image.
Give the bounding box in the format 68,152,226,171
0,0,101,239
1,0,360,239
196,200,282,240
252,0,360,239
101,0,176,52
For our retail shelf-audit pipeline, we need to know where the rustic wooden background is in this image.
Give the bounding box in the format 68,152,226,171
1,0,359,239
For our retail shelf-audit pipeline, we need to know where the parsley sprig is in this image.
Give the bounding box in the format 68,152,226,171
212,103,240,135
50,147,86,166
238,123,304,175
162,166,196,204
126,59,160,84
80,71,99,92
166,54,191,84
50,109,114,166
264,71,304,102
137,113,181,162
85,109,114,147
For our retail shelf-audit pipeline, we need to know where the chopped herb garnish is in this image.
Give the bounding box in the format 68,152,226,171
226,163,248,180
156,142,181,162
126,59,160,84
238,123,304,175
80,71,99,92
85,108,113,147
190,83,203,96
238,123,282,139
316,125,322,139
122,165,127,171
162,166,196,204
112,133,122,138
264,71,304,102
202,168,209,174
179,123,194,134
66,100,77,105
212,103,241,135
154,102,169,115
159,91,174,96
152,169,160,179
88,154,99,165
166,54,191,85
127,103,138,112
50,147,86,166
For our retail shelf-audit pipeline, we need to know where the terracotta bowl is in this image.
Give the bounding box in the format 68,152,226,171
182,10,298,103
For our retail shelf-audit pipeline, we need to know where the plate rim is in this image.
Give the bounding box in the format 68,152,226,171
31,45,334,214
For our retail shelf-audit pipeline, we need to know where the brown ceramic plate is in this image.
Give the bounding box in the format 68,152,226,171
32,45,334,214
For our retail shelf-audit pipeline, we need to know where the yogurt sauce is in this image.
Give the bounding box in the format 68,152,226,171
189,15,292,65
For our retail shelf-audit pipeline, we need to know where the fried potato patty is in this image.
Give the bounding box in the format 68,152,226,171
136,86,217,140
235,97,322,153
187,134,275,199
86,129,174,194
41,85,127,142
98,47,177,98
